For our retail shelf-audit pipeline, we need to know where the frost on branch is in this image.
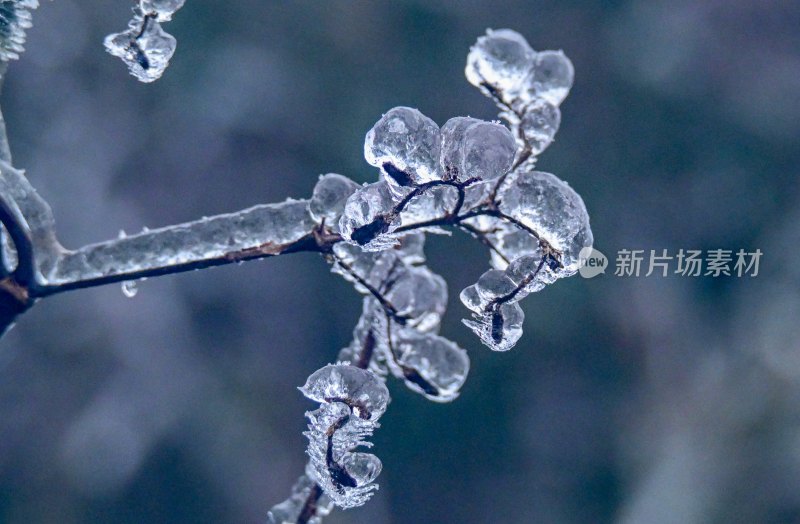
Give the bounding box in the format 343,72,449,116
105,1,186,82
300,365,388,509
0,0,38,62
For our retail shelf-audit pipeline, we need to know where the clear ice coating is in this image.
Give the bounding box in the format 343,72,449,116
465,28,535,98
440,117,516,182
0,0,38,61
389,333,470,402
309,173,360,231
463,301,525,352
140,0,186,22
523,50,574,106
384,265,447,332
365,107,442,188
520,99,561,155
301,364,390,421
104,11,177,83
338,181,399,251
497,169,592,274
267,472,333,524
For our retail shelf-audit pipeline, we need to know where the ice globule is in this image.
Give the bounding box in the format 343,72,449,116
463,301,525,352
0,0,38,61
440,117,516,183
497,169,592,275
520,99,561,155
338,181,400,251
388,332,470,402
365,107,442,189
140,0,186,22
383,265,447,332
104,11,177,83
300,364,390,421
522,50,574,107
309,173,360,231
465,28,536,101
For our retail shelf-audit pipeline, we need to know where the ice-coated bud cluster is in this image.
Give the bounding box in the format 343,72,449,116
104,1,185,82
274,28,592,520
466,29,573,156
300,364,389,509
337,107,516,250
0,0,38,61
365,107,516,190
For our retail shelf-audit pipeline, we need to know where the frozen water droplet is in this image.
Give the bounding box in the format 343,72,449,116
497,169,592,275
339,181,400,251
523,50,574,106
117,229,128,239
391,333,470,402
309,173,360,229
365,107,442,188
340,452,382,486
476,268,517,301
384,266,447,332
521,99,561,155
466,28,535,100
104,14,176,83
463,301,525,352
121,280,138,298
140,0,185,21
301,364,390,421
440,117,515,182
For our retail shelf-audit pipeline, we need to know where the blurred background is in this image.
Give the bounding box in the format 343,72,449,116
1,1,799,522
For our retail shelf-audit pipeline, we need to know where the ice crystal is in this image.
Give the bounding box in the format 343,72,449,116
523,50,574,106
0,0,38,62
520,99,561,155
104,10,177,83
338,181,399,251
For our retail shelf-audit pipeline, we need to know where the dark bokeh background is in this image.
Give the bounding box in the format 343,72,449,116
1,1,799,523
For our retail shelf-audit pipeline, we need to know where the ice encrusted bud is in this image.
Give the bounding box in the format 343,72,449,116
520,99,561,155
384,265,447,332
140,0,186,22
301,364,390,421
440,117,516,182
466,28,535,98
522,50,574,106
497,169,592,274
309,173,360,230
365,107,442,189
304,401,382,508
463,301,525,352
339,181,399,250
389,333,470,402
104,10,177,83
0,0,38,62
